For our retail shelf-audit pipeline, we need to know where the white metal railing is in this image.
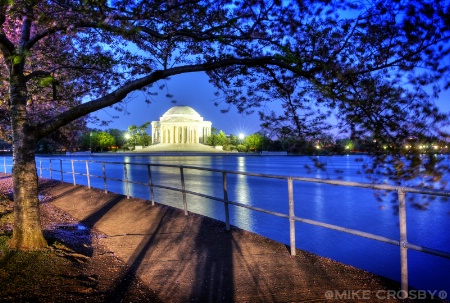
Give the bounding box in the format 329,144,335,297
2,157,450,293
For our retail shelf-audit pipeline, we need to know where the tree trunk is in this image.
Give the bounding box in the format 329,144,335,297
8,73,47,250
9,150,47,250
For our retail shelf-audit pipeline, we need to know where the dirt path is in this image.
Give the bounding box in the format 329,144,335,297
35,178,427,303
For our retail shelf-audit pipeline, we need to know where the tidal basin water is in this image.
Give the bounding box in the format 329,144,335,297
5,154,450,294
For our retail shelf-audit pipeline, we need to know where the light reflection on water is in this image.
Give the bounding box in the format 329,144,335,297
233,173,252,231
2,154,450,293
232,156,252,230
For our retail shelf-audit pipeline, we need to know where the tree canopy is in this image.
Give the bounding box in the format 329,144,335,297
1,0,450,250
244,133,264,151
207,129,227,146
126,123,152,147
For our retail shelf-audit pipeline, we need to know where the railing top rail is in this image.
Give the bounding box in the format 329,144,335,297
36,157,450,197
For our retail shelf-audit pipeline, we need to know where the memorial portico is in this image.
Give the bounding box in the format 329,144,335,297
151,106,212,145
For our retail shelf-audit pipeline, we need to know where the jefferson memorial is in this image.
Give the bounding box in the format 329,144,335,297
141,105,222,152
151,106,212,145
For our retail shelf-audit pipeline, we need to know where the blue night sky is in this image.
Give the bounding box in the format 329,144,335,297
89,71,450,137
89,72,264,136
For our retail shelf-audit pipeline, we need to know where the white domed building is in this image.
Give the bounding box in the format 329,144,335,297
151,106,212,147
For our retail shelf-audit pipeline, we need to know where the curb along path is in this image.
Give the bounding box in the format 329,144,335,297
38,180,414,302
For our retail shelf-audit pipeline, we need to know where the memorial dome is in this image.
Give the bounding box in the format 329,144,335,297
161,106,203,122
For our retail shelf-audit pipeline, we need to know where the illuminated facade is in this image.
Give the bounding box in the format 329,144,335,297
151,106,212,145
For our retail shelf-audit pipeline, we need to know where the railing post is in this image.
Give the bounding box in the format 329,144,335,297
39,159,42,178
3,157,6,173
50,159,53,179
102,162,107,193
124,163,130,199
398,188,408,296
60,159,63,182
222,171,230,231
288,178,296,256
147,164,155,206
71,160,76,186
180,166,188,215
85,161,91,189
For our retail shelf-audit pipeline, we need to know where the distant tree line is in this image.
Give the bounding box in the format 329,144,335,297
3,122,444,155
25,122,152,153
78,123,152,152
206,128,449,155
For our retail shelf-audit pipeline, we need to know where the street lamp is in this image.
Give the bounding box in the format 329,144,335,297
124,133,132,150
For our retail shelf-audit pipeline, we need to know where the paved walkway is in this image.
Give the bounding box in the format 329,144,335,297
38,181,411,302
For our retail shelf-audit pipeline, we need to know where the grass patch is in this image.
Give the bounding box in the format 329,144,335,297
0,194,79,302
0,195,79,302
0,236,74,301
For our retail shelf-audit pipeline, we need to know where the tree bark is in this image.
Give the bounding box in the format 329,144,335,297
8,72,47,250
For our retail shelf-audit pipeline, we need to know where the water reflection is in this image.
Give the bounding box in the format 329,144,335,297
312,183,325,221
233,173,252,231
237,156,245,171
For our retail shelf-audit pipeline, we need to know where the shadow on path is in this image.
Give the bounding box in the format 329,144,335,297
80,195,126,227
187,217,234,302
102,209,171,303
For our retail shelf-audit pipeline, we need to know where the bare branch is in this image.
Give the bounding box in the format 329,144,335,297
24,70,51,82
0,33,14,57
0,9,14,55
34,56,295,139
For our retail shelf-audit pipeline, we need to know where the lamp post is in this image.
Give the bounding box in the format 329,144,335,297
238,133,245,152
125,133,131,150
89,131,92,152
125,133,131,145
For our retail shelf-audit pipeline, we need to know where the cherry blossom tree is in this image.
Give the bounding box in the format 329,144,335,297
0,0,449,250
